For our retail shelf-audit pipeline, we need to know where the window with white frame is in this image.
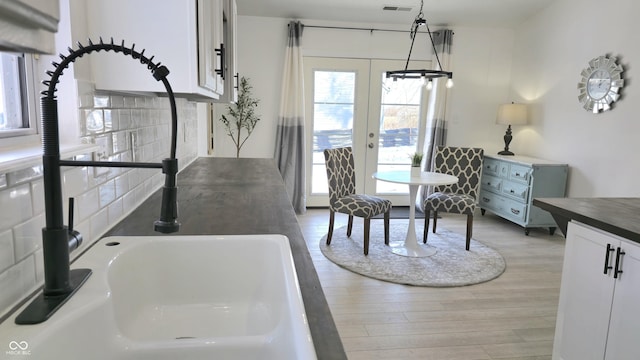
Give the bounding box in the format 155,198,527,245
0,52,37,139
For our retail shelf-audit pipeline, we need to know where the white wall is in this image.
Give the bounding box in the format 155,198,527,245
510,0,639,197
225,16,516,160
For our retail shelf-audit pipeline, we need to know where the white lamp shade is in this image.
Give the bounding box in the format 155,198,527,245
496,103,528,125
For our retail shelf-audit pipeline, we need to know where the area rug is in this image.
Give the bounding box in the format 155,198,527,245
319,220,506,287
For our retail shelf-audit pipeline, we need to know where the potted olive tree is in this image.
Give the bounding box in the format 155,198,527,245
219,76,260,158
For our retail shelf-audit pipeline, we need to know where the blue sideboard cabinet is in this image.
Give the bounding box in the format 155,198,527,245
479,154,568,235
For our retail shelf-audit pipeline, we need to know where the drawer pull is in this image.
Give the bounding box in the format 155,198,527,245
614,247,626,279
510,208,520,215
604,243,615,275
482,197,490,203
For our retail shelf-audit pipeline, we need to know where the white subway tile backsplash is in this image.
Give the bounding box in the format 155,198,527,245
7,166,43,186
134,97,147,108
0,230,14,273
123,96,135,108
93,95,110,108
76,188,100,222
110,95,124,108
0,184,33,230
127,169,141,190
90,207,109,241
0,256,36,314
0,90,199,319
63,167,90,198
118,109,131,130
107,198,123,226
31,179,45,215
131,109,143,128
133,184,146,206
114,173,129,199
34,248,43,283
85,109,104,134
112,131,129,154
103,109,114,131
13,213,44,261
98,179,116,208
121,189,137,215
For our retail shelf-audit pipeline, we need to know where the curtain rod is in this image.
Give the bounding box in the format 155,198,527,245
301,24,410,33
291,23,452,35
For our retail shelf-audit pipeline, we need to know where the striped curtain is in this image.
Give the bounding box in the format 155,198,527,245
418,29,453,211
274,21,306,214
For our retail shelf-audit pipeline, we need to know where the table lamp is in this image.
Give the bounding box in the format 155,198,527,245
496,103,528,156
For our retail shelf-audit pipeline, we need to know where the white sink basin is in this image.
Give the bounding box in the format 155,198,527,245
0,235,316,360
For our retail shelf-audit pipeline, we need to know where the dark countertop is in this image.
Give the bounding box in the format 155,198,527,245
104,157,346,359
533,197,640,243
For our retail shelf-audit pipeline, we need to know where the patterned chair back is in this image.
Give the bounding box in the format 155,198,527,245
433,147,484,198
323,147,356,208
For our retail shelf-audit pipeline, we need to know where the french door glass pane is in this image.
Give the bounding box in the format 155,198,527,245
311,70,356,194
376,76,423,194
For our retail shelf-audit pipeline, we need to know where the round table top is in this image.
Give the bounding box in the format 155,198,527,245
372,170,458,186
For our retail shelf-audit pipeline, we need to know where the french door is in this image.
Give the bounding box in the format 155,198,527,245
304,57,428,207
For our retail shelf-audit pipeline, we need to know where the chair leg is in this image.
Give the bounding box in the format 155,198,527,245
432,211,438,233
384,211,390,245
347,215,354,237
326,211,335,245
466,214,473,251
423,209,431,243
363,218,371,255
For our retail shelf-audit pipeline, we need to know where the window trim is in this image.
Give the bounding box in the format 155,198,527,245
0,53,39,140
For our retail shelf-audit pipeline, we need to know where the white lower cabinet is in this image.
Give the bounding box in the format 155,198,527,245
553,221,640,360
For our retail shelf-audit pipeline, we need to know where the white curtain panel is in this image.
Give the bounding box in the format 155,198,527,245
417,29,453,211
274,21,306,214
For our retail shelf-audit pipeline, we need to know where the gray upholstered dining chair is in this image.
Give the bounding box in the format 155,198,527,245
323,147,392,255
423,146,484,250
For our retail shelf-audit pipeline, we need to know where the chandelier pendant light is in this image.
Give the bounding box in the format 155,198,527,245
386,0,453,88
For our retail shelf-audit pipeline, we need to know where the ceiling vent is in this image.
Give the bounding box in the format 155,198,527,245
382,5,412,11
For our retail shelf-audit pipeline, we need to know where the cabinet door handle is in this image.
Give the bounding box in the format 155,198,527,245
604,243,615,274
614,246,626,279
214,43,225,80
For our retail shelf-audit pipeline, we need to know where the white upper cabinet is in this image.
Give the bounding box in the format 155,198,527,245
216,0,238,102
85,0,234,100
0,0,59,54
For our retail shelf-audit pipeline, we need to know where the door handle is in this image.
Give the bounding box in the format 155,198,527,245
604,243,615,275
614,246,626,279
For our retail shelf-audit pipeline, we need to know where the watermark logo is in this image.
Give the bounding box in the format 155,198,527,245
6,340,31,356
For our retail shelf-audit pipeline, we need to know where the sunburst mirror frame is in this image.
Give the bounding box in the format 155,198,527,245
577,55,624,113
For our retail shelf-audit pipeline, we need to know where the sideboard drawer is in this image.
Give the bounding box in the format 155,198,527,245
509,164,531,184
504,198,527,222
479,191,501,212
481,174,502,192
483,158,500,177
501,180,529,202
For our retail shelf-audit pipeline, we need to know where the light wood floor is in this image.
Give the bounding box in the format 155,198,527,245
297,208,564,360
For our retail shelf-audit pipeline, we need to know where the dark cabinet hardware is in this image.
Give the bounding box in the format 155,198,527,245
604,243,615,275
215,43,225,80
614,247,626,279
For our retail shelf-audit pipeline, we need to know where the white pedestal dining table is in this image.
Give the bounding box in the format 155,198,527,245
372,170,458,257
